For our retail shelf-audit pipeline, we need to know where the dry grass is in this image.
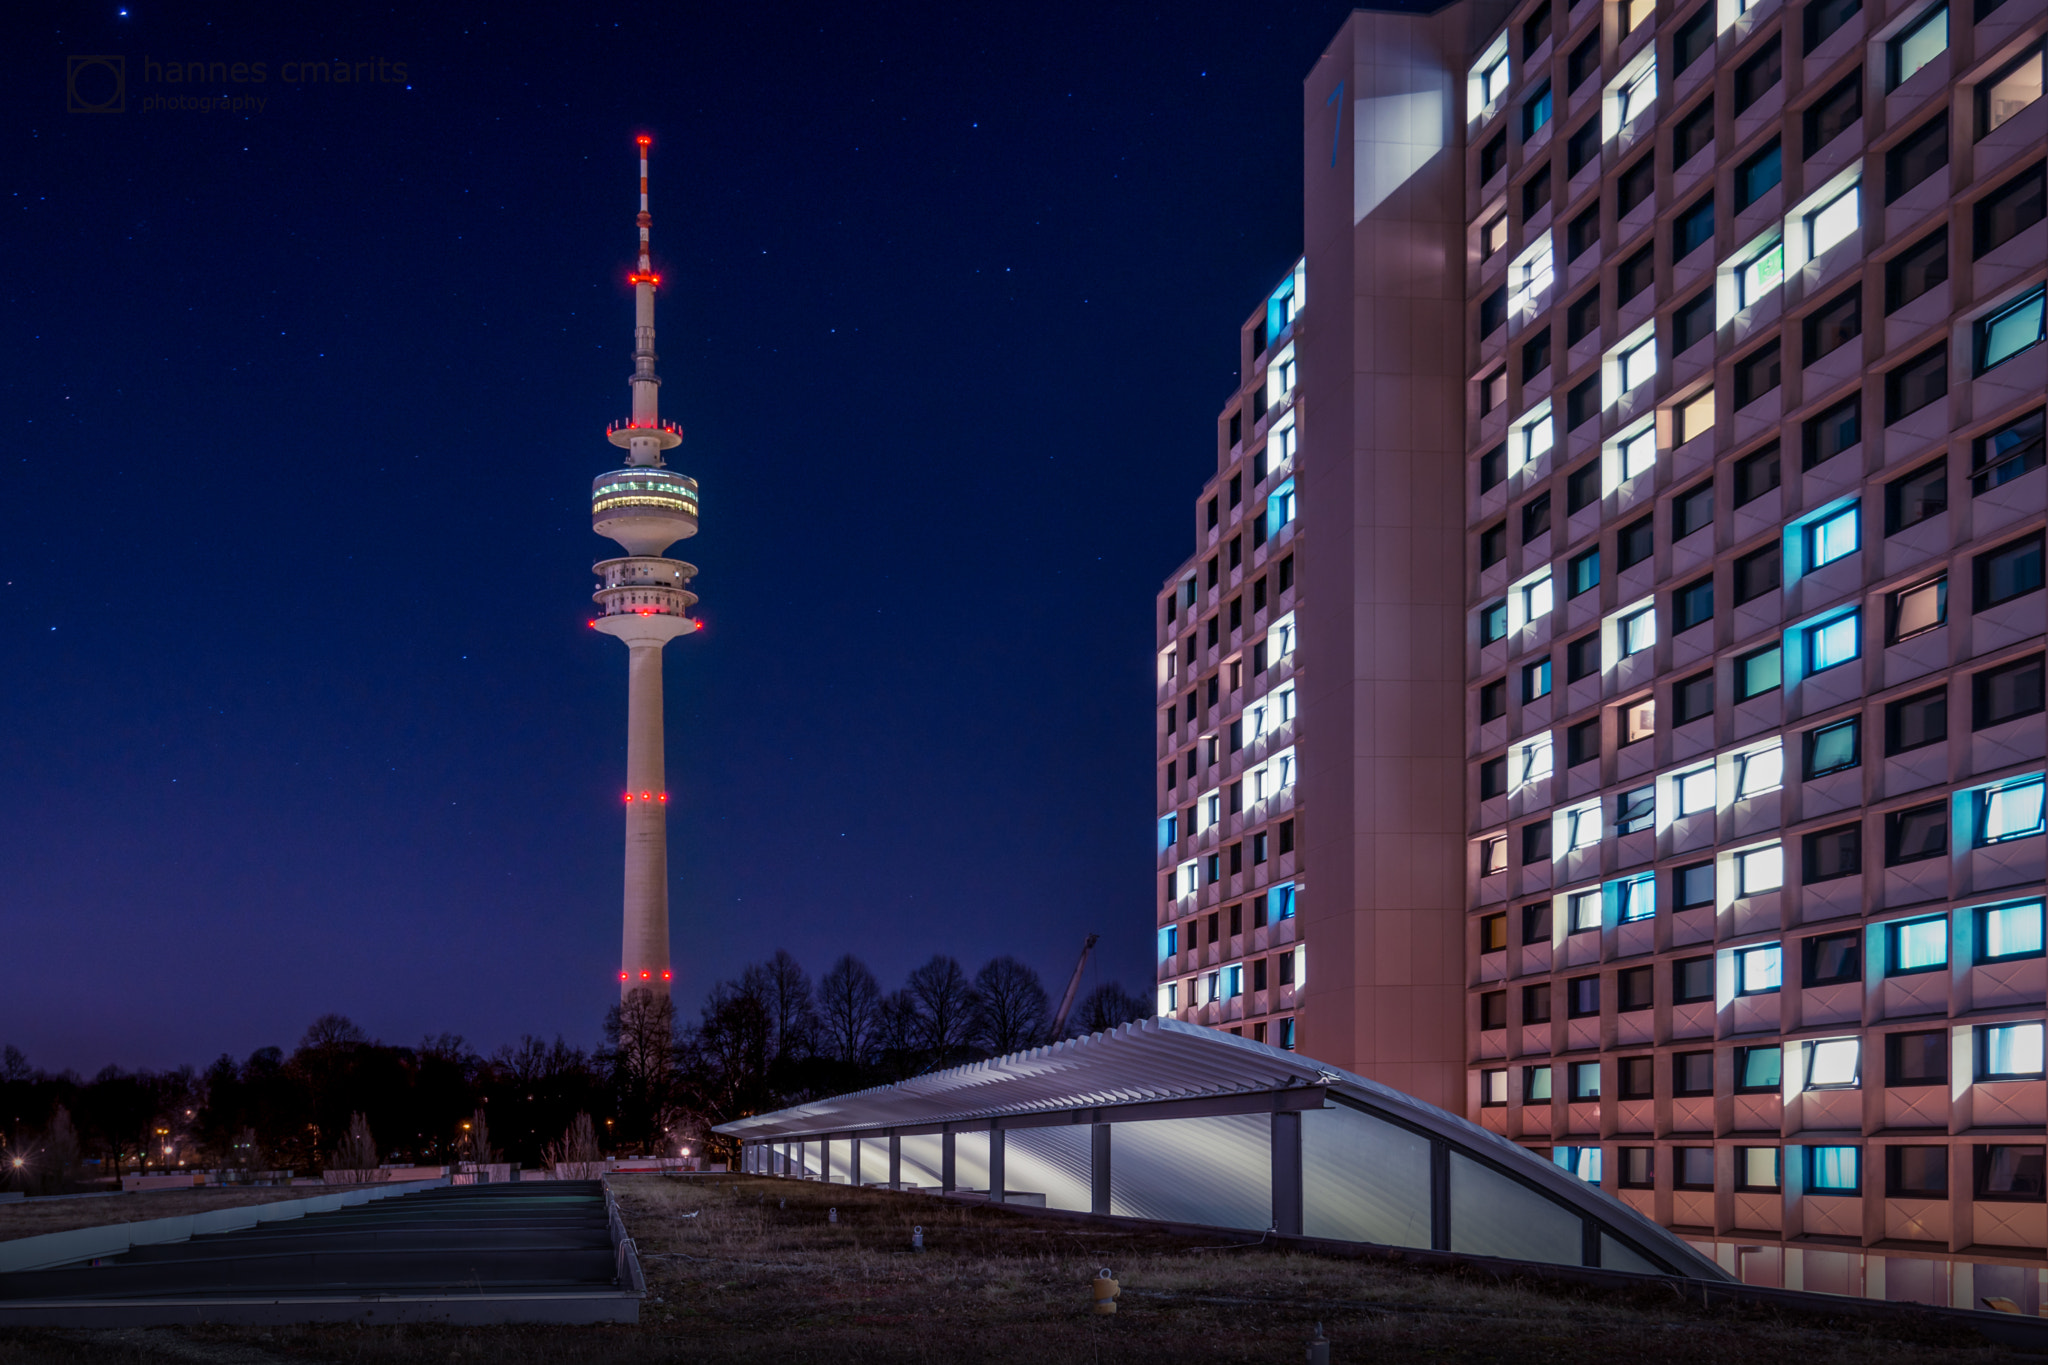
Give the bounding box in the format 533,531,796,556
0,1175,2024,1363
0,1189,311,1244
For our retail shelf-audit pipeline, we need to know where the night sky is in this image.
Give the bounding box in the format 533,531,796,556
3,0,1352,1073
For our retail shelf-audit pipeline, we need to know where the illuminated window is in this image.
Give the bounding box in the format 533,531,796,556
1270,417,1299,472
1736,943,1782,994
1522,570,1555,620
1981,45,2044,136
1736,1047,1782,1094
1269,612,1298,662
1568,1063,1602,1102
1808,1146,1861,1193
1981,901,2046,961
1738,844,1783,895
1676,389,1715,445
1568,887,1601,932
1806,1038,1861,1089
1481,1068,1509,1105
1808,504,1859,567
1480,835,1509,876
1620,607,1656,656
1737,1147,1781,1190
1674,766,1715,815
1981,776,2047,844
1615,871,1655,922
1622,697,1654,744
1617,424,1656,481
1737,744,1785,798
1806,186,1860,258
1475,43,1511,111
1617,335,1656,394
1980,1022,2046,1080
1615,61,1658,129
1525,1063,1554,1100
1978,288,2046,372
1198,788,1222,832
1269,882,1298,921
1564,803,1601,852
1890,4,1947,87
1266,344,1298,406
1517,402,1556,469
1177,860,1199,899
1736,238,1785,309
1888,915,1948,974
1266,477,1298,535
1519,734,1556,787
1483,215,1509,258
1891,578,1946,640
1808,612,1861,672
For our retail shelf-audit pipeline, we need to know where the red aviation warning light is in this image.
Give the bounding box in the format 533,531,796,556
661,970,673,981
619,971,629,982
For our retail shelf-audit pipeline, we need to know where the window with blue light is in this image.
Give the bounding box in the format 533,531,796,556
1158,925,1179,961
1737,943,1782,994
1614,871,1656,921
1481,600,1510,643
1554,1145,1602,1183
1269,882,1297,921
1979,776,2046,845
1266,269,1303,342
1736,1046,1783,1093
1888,915,1948,974
1980,901,2046,962
1224,964,1244,999
1267,477,1298,536
1808,504,1860,567
1525,81,1554,137
1807,1146,1861,1193
1980,1022,2046,1080
1807,612,1861,672
1978,287,2046,373
1158,813,1178,852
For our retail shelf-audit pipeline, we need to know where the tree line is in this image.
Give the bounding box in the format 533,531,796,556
1,951,1150,1190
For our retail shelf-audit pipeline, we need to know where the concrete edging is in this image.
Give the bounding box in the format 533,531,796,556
0,1178,448,1276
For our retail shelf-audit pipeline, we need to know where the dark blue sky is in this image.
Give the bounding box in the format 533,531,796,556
2,0,1347,1072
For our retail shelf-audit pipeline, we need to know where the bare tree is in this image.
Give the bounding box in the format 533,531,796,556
683,980,773,1119
872,988,921,1077
1071,982,1155,1037
971,956,1051,1056
327,1112,383,1184
743,949,818,1066
462,1107,496,1165
606,989,676,1095
905,955,979,1065
815,955,881,1066
299,1015,368,1052
545,1112,603,1180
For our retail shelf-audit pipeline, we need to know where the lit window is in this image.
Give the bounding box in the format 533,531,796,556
1736,239,1785,309
1615,61,1658,129
1620,607,1656,656
1623,697,1654,743
1808,505,1859,567
1157,983,1177,1014
1273,746,1297,793
1891,5,1947,88
1619,423,1657,478
1270,612,1298,661
1675,766,1716,815
1481,834,1509,876
1569,888,1602,931
1564,803,1601,852
1737,943,1783,994
1676,389,1715,444
1555,1145,1602,1182
1738,845,1784,895
1982,1022,2046,1079
1806,718,1859,775
1978,288,2046,372
1737,644,1782,699
1808,1146,1861,1193
1481,1068,1509,1105
1158,813,1178,852
1615,871,1655,921
1274,681,1297,727
1981,44,2043,135
1526,1064,1554,1100
1517,402,1556,468
1981,901,2045,961
1523,570,1555,620
1475,44,1511,110
1269,882,1297,921
1807,1039,1861,1089
1177,859,1199,899
1271,417,1299,472
1807,187,1860,258
1981,776,2047,844
1158,925,1179,961
1616,785,1656,835
1739,1147,1781,1189
1737,744,1785,798
1568,1062,1602,1101
1483,215,1510,258
1198,788,1221,832
1519,735,1556,787
1737,1047,1782,1093
1618,337,1656,394
1513,244,1556,311
1267,344,1298,406
1889,915,1948,973
1267,477,1298,534
1808,613,1861,672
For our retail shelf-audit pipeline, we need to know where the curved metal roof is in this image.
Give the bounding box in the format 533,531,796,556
716,1017,1729,1282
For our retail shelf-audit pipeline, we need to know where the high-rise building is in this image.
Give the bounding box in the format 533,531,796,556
1159,0,2047,1302
589,135,702,999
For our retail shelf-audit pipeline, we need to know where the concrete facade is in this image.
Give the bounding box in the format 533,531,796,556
1158,0,2047,1303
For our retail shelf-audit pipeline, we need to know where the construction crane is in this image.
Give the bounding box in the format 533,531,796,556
1049,933,1100,1038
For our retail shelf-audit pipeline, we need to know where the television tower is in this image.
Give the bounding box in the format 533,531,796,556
589,134,699,1000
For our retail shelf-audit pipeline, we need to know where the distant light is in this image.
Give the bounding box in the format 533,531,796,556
640,970,651,980
661,970,672,980
657,792,668,803
636,135,651,147
619,972,629,981
624,793,634,802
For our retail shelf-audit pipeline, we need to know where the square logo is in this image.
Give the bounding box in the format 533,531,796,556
68,55,126,113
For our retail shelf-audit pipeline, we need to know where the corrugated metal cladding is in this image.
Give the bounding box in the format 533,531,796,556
714,1019,1728,1279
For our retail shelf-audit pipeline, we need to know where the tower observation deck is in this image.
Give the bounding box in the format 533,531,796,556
589,135,699,1000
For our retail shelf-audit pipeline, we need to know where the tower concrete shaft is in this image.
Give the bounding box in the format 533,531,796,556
589,133,699,1001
